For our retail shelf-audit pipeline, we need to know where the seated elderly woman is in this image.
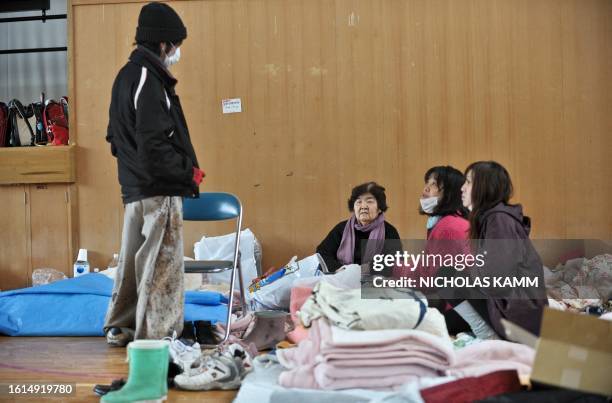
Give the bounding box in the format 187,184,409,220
316,182,401,275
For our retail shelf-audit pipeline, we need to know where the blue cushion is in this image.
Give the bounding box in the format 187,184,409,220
0,273,228,336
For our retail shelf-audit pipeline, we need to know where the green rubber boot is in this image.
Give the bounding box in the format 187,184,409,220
101,340,169,403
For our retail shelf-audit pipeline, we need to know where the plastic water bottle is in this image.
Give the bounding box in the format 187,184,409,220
73,249,90,277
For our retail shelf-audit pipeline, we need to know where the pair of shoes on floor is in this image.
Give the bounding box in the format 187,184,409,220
163,331,203,377
173,343,253,391
181,320,220,346
105,327,134,347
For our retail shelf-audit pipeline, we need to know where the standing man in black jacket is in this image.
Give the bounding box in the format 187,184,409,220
104,2,204,346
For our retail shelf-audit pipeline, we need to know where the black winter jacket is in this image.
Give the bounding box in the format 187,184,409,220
106,47,200,204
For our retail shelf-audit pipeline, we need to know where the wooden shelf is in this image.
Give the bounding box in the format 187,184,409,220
0,144,76,184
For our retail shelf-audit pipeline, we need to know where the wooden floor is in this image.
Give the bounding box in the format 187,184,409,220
0,337,237,402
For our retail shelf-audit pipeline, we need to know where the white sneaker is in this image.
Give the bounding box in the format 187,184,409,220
173,351,241,391
163,331,202,376
225,343,253,379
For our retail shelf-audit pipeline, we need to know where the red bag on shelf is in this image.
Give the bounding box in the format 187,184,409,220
43,97,69,146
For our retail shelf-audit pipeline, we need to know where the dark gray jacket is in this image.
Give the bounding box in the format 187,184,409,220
476,203,548,337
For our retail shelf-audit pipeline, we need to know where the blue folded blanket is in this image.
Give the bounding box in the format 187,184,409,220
0,273,228,336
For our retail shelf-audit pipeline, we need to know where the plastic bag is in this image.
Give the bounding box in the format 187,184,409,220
32,268,67,286
194,228,260,291
249,254,322,311
253,236,263,277
293,263,362,290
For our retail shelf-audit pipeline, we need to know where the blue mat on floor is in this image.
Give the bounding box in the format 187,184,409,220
0,273,228,336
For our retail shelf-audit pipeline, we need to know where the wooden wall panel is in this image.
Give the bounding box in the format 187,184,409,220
71,0,612,270
0,185,29,290
29,184,72,278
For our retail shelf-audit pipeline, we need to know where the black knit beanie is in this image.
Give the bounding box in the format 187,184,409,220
135,2,187,44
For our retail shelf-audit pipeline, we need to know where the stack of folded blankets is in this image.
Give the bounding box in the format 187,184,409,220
277,317,455,390
277,282,455,390
298,281,449,337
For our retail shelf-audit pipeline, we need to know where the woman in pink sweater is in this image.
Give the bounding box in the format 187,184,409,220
419,166,470,287
394,166,470,278
394,166,472,333
420,166,470,247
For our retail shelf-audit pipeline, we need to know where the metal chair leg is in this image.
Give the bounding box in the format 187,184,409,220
220,265,236,345
236,258,248,316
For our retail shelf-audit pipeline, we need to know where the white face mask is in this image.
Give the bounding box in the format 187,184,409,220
419,196,439,214
164,45,181,67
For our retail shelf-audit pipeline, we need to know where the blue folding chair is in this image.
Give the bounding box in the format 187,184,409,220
183,192,247,344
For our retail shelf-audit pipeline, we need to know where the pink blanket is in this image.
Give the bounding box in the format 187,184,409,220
278,318,535,390
277,318,454,390
286,286,313,344
448,340,535,378
290,286,314,323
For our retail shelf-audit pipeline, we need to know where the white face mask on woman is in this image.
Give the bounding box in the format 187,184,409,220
419,196,438,214
164,43,181,67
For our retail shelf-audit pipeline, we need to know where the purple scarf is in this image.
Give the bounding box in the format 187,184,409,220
336,213,386,266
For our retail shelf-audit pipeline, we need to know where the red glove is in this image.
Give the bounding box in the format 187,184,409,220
192,167,205,186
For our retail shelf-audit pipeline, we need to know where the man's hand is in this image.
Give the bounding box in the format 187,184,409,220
192,167,205,185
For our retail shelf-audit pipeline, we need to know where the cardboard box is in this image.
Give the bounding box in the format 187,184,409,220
503,307,612,397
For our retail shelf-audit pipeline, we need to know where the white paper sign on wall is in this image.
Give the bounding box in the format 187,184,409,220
222,98,242,114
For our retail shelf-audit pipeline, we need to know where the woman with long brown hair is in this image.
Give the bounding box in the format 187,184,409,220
458,161,547,338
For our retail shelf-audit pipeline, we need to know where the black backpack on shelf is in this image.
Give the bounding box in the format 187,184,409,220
31,93,47,145
7,99,36,147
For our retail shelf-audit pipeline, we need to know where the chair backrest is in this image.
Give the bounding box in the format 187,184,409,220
183,192,241,221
